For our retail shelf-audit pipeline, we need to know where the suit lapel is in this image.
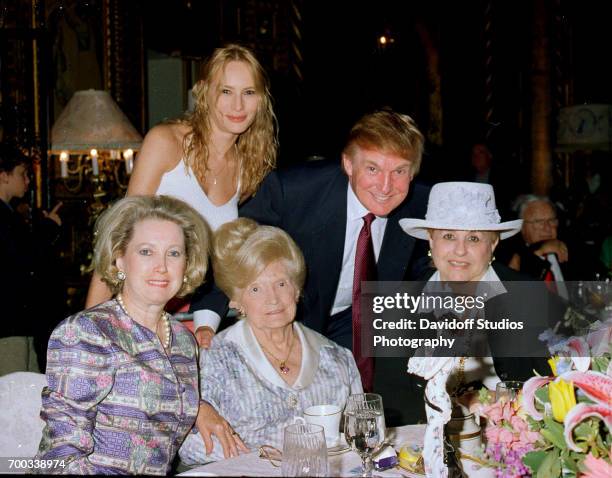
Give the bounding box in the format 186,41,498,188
377,202,416,281
309,172,348,322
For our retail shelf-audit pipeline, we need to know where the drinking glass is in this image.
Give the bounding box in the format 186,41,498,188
343,393,386,478
495,380,523,403
281,422,328,477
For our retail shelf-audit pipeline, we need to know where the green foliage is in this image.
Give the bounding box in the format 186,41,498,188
536,449,561,478
520,351,612,477
542,416,567,450
523,450,548,474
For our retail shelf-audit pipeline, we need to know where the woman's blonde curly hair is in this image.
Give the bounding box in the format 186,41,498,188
93,195,211,297
212,218,305,302
177,44,278,203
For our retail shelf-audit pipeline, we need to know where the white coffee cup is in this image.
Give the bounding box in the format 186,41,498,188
302,404,342,447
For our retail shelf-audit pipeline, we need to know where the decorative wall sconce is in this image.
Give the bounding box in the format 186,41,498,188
49,90,142,199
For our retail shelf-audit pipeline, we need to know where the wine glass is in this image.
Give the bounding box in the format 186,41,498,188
281,422,328,477
343,393,386,478
495,380,523,403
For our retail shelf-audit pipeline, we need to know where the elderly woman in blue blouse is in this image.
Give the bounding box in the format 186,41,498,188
35,195,210,475
179,218,362,464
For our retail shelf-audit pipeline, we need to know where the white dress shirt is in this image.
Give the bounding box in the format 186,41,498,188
546,253,569,300
330,184,387,316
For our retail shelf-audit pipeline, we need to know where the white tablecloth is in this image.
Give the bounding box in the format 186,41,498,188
177,424,426,477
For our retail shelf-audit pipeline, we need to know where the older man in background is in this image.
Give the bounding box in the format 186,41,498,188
502,195,570,298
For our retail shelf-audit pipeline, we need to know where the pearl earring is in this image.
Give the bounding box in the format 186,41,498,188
117,270,126,281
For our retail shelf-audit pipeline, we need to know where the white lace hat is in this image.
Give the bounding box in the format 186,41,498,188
399,182,523,240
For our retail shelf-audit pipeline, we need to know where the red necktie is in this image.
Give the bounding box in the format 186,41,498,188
352,213,376,392
544,269,557,293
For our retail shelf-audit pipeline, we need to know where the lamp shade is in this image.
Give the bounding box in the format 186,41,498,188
50,89,142,152
556,104,612,152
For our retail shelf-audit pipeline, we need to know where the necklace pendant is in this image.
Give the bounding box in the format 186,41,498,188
279,362,290,375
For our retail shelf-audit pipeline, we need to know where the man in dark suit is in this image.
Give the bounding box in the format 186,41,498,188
498,195,573,299
191,110,430,424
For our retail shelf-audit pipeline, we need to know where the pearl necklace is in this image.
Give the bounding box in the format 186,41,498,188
258,331,295,375
116,294,172,349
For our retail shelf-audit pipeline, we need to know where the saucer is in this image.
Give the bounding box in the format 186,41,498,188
327,433,350,455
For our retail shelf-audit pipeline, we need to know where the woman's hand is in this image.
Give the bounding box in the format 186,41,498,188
195,401,249,458
195,326,215,349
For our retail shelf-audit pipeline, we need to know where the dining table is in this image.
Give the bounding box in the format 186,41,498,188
176,424,426,477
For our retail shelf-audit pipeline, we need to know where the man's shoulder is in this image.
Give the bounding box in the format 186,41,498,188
394,181,430,216
275,160,343,185
265,160,347,207
409,181,431,201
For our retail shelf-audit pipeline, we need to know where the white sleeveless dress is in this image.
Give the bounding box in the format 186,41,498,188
156,159,239,231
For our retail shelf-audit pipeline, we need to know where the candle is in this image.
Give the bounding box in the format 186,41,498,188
123,149,134,174
90,149,99,176
59,151,69,178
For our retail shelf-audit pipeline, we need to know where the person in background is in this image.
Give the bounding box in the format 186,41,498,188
179,218,362,466
461,142,513,216
499,195,572,298
85,44,278,347
0,143,64,375
35,195,209,474
469,143,494,184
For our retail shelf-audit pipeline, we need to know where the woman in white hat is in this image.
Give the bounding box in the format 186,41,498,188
399,182,552,397
400,181,523,285
397,182,561,476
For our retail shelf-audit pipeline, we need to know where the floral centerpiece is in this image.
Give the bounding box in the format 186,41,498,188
478,319,612,478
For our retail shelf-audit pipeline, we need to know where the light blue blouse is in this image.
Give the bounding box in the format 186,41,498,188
179,320,362,464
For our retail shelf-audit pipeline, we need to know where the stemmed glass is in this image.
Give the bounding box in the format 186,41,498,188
343,393,386,478
495,380,523,403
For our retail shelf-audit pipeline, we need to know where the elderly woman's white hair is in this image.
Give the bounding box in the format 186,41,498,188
213,217,306,301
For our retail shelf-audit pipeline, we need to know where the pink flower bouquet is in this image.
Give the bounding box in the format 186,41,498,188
478,393,539,477
479,319,611,477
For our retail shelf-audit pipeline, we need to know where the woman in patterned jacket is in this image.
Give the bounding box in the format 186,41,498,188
35,195,210,475
179,218,363,465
